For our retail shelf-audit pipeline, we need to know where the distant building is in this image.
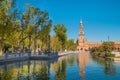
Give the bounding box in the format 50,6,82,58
77,19,88,51
77,19,120,51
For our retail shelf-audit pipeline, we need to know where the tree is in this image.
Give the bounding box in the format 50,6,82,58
23,5,52,53
0,1,52,55
13,4,52,53
38,24,51,51
54,24,67,50
50,36,60,51
102,42,115,57
90,42,115,57
66,39,77,50
0,0,16,55
5,21,21,53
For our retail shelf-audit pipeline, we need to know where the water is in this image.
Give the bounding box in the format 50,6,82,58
0,52,120,80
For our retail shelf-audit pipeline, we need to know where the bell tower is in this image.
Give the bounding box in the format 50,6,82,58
80,19,84,35
79,19,84,42
77,19,88,51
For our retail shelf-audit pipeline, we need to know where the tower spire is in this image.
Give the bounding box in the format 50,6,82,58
80,17,82,24
80,18,84,35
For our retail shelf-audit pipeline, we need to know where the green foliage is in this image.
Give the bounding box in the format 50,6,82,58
50,36,60,51
54,24,67,50
38,25,51,50
23,4,52,52
90,42,115,57
66,39,77,50
102,42,115,57
0,0,16,55
0,0,78,54
0,1,52,54
37,64,48,80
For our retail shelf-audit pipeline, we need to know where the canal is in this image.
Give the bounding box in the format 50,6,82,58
0,52,120,80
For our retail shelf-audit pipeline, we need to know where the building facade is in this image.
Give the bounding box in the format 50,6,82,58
77,20,88,51
77,20,120,51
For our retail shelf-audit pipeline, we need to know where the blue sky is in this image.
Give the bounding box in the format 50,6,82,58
16,0,120,42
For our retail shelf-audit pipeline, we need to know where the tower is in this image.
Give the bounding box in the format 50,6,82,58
77,19,88,51
80,19,84,35
79,19,84,43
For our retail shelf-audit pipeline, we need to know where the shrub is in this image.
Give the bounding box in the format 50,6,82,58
90,42,115,57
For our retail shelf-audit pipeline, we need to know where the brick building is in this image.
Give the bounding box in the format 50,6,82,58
77,20,120,51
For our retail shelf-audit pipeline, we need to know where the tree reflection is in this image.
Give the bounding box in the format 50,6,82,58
1,68,17,80
67,54,75,66
54,59,66,80
51,59,67,80
36,64,49,80
77,52,89,80
104,61,116,76
92,56,116,76
0,61,51,80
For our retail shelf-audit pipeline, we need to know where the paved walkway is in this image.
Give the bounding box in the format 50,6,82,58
0,51,78,63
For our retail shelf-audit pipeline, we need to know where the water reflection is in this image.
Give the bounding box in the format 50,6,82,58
67,55,75,66
51,56,67,80
50,54,76,80
77,52,89,80
0,53,119,80
0,60,50,80
92,56,116,76
0,57,68,80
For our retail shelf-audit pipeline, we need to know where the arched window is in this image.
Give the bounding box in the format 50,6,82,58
81,48,83,50
118,48,120,51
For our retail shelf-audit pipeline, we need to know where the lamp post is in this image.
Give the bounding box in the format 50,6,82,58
21,15,25,57
28,34,31,57
33,26,37,55
48,34,50,56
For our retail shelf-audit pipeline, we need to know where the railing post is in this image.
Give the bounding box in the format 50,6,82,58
5,51,8,60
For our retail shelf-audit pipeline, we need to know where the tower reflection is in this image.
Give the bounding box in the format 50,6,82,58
77,52,89,80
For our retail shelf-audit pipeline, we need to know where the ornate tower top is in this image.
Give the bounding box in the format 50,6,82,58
80,18,82,24
80,19,84,35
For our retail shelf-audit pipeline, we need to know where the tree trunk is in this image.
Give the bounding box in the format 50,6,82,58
0,31,4,55
34,27,37,54
0,41,3,55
